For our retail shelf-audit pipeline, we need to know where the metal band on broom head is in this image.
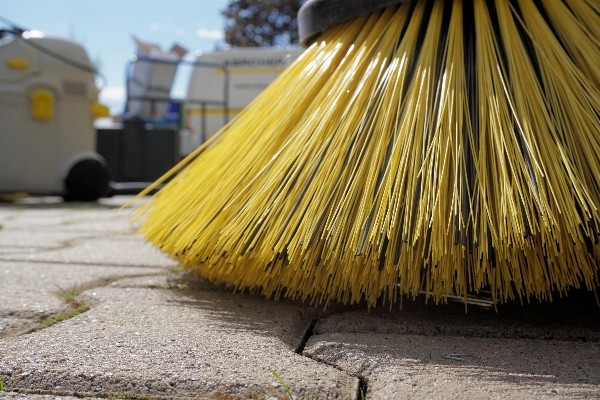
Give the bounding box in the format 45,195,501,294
134,0,600,309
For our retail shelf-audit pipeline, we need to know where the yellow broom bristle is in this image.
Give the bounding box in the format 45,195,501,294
133,0,600,308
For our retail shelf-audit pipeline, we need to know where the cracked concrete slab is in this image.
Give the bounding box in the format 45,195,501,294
306,296,600,399
0,281,358,399
0,262,167,338
0,197,176,339
0,262,167,312
304,332,600,399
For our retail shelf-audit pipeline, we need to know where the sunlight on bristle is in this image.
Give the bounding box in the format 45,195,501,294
133,0,600,309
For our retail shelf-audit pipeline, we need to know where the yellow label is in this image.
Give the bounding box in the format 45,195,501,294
30,89,54,121
6,58,28,69
90,100,110,119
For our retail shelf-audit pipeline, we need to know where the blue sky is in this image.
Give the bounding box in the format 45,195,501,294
1,0,230,115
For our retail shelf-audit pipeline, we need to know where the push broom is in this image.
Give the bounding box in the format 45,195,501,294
133,0,600,308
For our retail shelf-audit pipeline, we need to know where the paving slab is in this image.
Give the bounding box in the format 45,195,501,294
0,200,178,269
0,198,176,339
0,231,87,256
0,199,134,235
304,332,600,399
305,296,600,399
0,280,358,399
0,261,167,338
0,199,149,323
1,238,179,269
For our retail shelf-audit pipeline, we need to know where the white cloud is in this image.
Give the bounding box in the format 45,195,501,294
150,22,161,31
196,28,223,39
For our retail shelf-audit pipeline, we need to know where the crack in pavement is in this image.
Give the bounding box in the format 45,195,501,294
294,318,317,354
294,318,367,399
301,343,370,400
0,272,170,339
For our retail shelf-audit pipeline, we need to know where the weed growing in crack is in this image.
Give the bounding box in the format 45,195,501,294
269,369,362,400
0,377,4,391
55,283,83,302
268,369,314,400
41,305,90,327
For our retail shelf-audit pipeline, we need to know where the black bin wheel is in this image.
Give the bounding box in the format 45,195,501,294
64,159,110,202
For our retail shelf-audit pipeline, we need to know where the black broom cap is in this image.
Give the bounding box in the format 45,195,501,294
298,0,414,46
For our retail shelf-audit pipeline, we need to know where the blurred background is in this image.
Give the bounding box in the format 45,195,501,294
0,0,304,200
0,0,303,120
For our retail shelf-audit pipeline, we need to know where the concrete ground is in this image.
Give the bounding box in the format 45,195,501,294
0,196,598,400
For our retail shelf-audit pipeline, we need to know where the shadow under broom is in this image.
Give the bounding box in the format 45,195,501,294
131,0,600,309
